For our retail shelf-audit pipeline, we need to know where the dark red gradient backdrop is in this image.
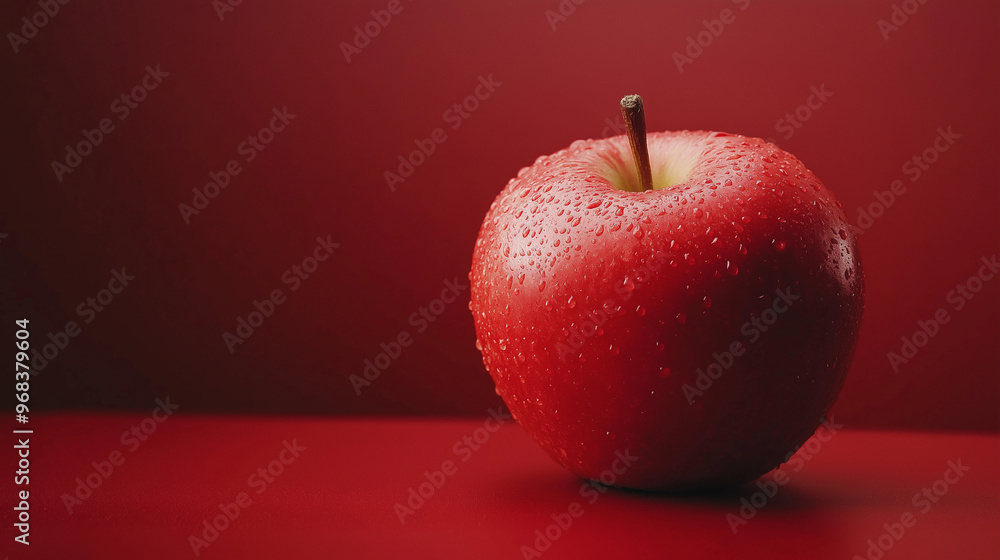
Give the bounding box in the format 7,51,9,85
3,0,998,430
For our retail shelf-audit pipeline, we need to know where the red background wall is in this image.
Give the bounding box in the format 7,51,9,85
2,0,997,430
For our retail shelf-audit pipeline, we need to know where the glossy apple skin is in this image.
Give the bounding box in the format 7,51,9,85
470,131,863,491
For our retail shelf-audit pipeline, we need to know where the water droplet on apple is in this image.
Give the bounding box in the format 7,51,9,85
622,277,635,292
609,345,620,356
658,366,671,377
538,280,546,291
636,305,646,316
499,339,507,350
702,296,712,308
594,224,604,236
517,273,525,285
517,352,526,363
656,341,665,351
633,227,644,239
475,339,483,351
726,261,739,276
839,229,847,240
676,313,686,325
567,296,577,309
615,206,625,216
773,240,787,251
586,198,602,209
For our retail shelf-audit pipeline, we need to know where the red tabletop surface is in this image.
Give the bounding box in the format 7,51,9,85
6,414,998,559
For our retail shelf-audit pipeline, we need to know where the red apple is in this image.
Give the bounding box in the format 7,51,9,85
469,96,863,491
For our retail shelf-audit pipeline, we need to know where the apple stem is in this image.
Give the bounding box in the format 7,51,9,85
620,94,654,191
